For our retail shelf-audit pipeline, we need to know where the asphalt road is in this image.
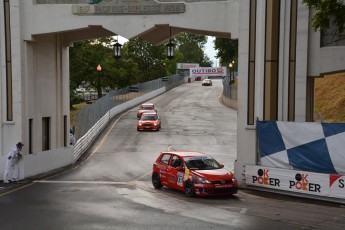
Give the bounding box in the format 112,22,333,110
1,80,345,230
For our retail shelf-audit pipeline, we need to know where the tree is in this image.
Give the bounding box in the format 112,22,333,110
69,40,112,91
303,0,345,34
126,38,166,82
174,32,212,67
214,38,238,67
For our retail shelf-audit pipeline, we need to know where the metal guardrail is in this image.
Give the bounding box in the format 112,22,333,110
73,112,110,163
73,73,184,140
222,75,237,100
72,73,186,162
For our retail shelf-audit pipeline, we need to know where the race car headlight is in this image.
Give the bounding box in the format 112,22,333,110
197,177,211,184
154,122,158,126
231,177,237,183
138,122,143,126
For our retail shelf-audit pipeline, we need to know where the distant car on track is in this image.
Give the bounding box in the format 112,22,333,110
137,103,157,119
137,112,161,131
152,151,238,197
201,79,212,86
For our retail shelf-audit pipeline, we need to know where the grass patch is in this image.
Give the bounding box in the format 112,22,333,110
70,102,88,126
314,73,345,122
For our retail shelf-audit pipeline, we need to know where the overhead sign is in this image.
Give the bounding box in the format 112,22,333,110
190,67,226,77
177,63,199,70
246,165,345,199
72,0,185,15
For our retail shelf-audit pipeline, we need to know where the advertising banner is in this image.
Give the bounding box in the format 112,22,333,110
190,67,226,77
177,63,199,69
245,165,345,199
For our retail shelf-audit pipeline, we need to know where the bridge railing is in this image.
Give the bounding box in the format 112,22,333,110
222,75,237,100
72,73,185,162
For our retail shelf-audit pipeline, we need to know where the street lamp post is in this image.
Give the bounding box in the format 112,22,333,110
229,62,233,84
113,41,122,59
97,64,102,99
166,27,175,60
232,60,235,82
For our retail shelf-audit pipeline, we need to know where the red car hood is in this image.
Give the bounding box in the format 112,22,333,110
191,169,234,180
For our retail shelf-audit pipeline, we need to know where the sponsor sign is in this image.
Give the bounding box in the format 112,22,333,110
177,63,199,70
245,165,345,199
72,0,185,15
190,67,226,77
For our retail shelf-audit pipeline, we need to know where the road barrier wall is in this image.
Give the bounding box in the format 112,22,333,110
6,76,184,180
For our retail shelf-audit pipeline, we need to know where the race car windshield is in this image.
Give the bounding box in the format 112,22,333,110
141,115,157,121
141,106,154,110
184,157,221,170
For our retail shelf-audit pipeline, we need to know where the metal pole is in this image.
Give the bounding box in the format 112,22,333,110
97,72,101,99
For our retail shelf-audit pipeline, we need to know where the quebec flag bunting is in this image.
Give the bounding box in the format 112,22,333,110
257,120,345,175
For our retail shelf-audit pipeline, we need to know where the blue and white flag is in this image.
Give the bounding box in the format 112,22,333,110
257,120,345,175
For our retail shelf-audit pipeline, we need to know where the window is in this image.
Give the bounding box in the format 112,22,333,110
42,117,50,151
4,0,13,121
288,0,297,121
64,115,67,147
248,0,257,125
264,0,281,120
29,119,33,154
160,154,171,165
170,156,183,168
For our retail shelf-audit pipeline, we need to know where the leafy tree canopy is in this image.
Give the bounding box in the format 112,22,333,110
303,0,345,34
214,38,238,67
69,32,213,97
174,33,212,67
126,38,166,82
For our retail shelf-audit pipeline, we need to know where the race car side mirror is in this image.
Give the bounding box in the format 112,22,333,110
219,164,224,168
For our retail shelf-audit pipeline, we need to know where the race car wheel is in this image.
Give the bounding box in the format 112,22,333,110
184,180,195,197
152,173,162,189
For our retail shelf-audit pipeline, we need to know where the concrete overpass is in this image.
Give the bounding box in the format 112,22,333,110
1,0,345,187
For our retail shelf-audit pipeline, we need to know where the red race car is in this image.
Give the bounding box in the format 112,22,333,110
137,112,161,131
152,151,238,197
137,103,156,119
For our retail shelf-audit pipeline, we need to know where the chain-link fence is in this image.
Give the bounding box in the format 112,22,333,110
72,73,185,140
222,75,238,100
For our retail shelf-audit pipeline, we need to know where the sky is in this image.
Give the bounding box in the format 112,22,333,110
117,36,218,67
204,36,219,67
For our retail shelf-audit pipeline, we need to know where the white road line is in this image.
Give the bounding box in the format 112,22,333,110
34,180,128,185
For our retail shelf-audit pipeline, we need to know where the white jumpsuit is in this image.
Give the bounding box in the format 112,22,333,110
3,146,21,182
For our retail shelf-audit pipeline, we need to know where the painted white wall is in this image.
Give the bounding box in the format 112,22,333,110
21,1,240,41
1,0,24,157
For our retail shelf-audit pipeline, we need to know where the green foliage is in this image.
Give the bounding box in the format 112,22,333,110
303,0,345,34
70,90,85,108
174,33,212,67
69,32,214,105
214,38,238,67
126,38,166,82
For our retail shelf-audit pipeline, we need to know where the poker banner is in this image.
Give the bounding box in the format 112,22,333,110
245,165,345,199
